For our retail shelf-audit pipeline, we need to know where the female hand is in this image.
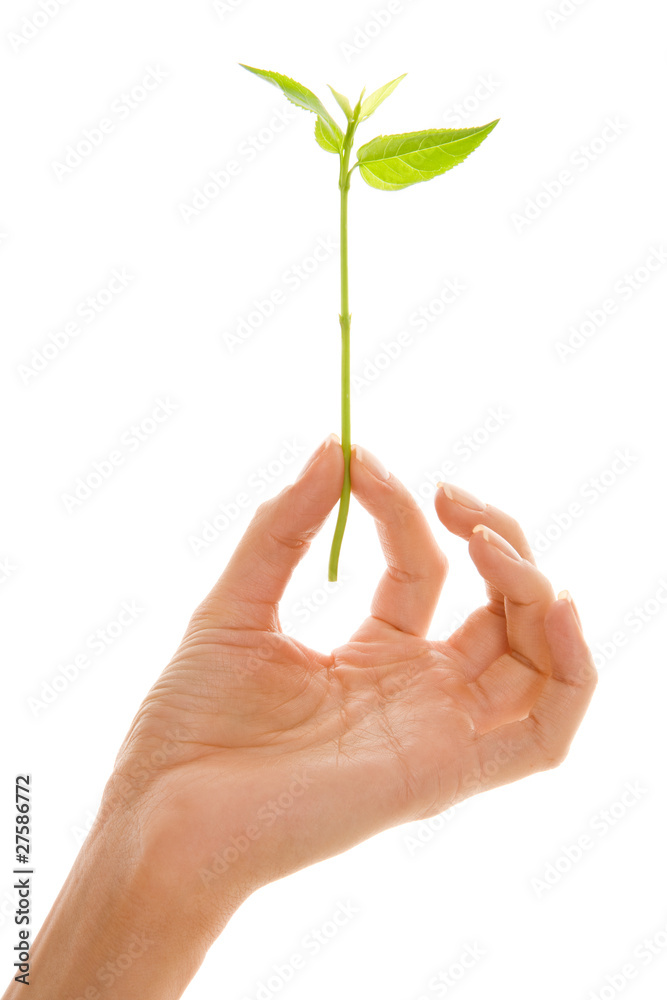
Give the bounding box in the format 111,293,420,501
15,436,597,1000
109,435,597,934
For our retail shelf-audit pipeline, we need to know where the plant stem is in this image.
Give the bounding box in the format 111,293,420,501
328,118,356,582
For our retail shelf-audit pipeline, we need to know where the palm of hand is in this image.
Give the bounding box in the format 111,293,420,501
132,618,477,805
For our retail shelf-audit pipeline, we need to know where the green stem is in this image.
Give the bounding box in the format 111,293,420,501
328,118,356,582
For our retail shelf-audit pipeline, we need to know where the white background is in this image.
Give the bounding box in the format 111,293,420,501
1,0,666,997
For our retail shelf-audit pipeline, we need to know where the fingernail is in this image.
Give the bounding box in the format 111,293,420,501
472,524,522,562
354,445,390,481
558,590,583,630
297,434,338,480
437,482,485,511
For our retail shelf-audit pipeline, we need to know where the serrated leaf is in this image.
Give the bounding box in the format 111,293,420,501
359,73,407,122
314,116,341,153
357,120,499,191
328,85,353,121
239,63,343,150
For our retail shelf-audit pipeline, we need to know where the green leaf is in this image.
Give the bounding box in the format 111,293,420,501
314,116,342,153
239,63,343,150
352,87,366,119
359,73,407,122
328,85,353,121
356,120,499,191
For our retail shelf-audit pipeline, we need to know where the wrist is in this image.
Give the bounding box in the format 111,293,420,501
2,778,244,1000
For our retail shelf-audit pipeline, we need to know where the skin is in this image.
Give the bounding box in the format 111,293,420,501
3,436,597,999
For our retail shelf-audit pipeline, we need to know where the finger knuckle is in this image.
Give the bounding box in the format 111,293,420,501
541,737,569,770
502,513,522,537
584,654,599,688
254,497,275,521
385,563,421,585
497,512,534,557
530,717,568,770
268,529,310,552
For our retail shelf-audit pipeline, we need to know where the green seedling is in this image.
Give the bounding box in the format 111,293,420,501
240,64,498,581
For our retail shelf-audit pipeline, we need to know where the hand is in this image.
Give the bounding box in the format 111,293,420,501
109,435,597,937
12,437,597,1000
